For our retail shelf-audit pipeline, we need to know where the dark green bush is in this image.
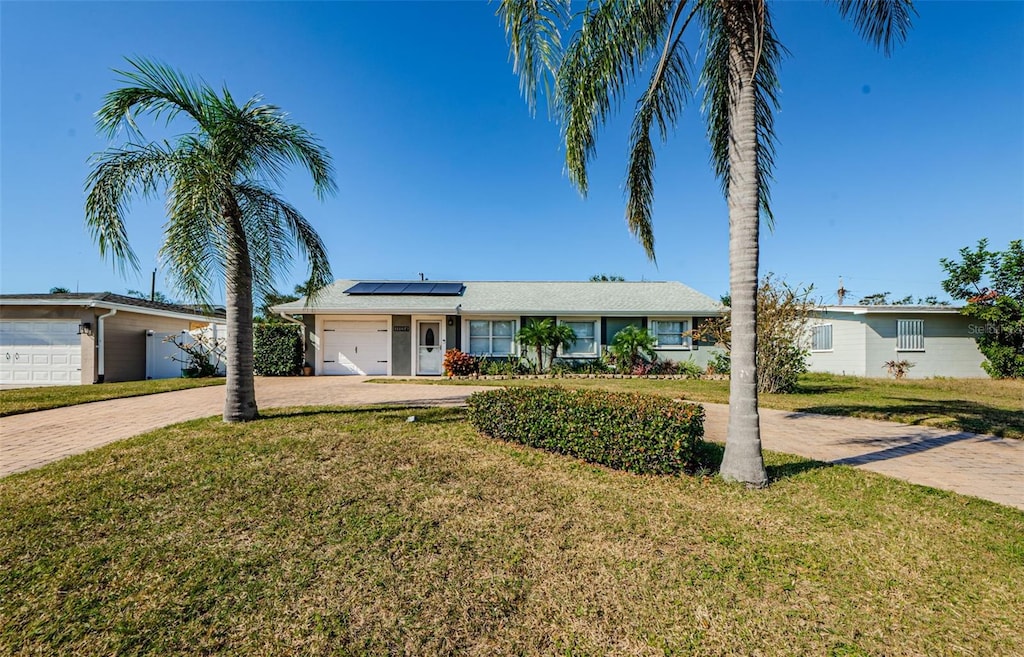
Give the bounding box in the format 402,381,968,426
466,387,705,475
253,323,303,376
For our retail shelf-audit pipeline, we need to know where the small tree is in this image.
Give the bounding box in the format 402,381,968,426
609,325,657,372
696,274,816,393
940,239,1024,379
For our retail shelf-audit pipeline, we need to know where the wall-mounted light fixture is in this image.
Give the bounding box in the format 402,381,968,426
77,322,93,336
447,318,454,327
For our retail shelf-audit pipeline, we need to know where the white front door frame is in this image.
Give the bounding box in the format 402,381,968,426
413,315,446,376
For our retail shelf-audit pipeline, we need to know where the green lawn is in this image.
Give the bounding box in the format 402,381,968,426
2,406,1021,656
0,378,225,417
376,373,1024,439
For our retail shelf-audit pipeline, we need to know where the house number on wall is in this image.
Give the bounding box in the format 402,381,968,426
393,326,410,332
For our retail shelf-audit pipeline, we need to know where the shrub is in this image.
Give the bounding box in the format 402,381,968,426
466,387,705,475
443,349,478,376
649,359,704,378
253,323,303,376
550,358,612,375
883,359,915,380
706,351,730,375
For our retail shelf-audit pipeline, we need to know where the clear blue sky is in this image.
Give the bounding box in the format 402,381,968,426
2,1,1022,305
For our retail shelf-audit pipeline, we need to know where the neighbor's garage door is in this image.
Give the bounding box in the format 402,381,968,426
322,320,389,375
0,320,82,386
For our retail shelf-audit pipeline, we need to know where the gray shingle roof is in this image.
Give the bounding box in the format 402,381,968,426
0,292,225,320
273,280,724,316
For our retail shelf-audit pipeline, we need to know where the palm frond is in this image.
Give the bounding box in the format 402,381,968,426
558,1,675,196
498,0,571,116
831,0,916,55
700,0,784,229
159,141,224,303
96,58,214,138
84,141,182,273
211,96,337,199
625,2,696,261
234,182,333,306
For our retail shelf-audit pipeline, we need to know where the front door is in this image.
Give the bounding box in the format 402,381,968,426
417,321,443,375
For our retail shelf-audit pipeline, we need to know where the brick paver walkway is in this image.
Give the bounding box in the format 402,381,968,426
2,379,1022,510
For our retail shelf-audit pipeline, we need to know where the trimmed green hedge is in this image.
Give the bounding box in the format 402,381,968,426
253,323,303,376
466,386,704,475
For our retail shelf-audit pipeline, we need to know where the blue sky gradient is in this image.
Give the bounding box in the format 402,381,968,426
1,1,1021,304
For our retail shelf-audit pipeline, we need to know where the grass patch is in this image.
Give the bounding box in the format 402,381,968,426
2,407,1021,655
374,373,1024,439
0,378,225,417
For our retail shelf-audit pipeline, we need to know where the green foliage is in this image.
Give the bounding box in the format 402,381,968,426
515,318,577,373
549,358,612,375
48,287,70,294
127,289,174,304
443,349,478,377
707,351,731,376
466,386,705,475
479,355,531,376
941,239,1024,378
609,325,657,371
648,359,703,378
253,324,303,376
697,275,813,393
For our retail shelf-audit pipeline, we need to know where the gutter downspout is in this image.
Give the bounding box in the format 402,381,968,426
96,308,117,383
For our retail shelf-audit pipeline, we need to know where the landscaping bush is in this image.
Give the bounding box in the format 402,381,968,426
253,323,303,376
478,355,530,376
649,359,704,378
466,387,705,475
443,349,478,376
550,358,612,375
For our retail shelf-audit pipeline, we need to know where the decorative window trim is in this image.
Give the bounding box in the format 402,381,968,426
810,323,833,352
897,319,925,352
650,319,691,349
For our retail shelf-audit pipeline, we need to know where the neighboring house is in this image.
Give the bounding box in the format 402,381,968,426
0,293,225,386
806,305,987,378
271,280,726,376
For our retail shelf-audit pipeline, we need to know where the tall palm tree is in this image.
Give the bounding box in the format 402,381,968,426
500,0,913,486
86,58,335,422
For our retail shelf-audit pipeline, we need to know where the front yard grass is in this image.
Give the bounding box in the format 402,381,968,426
2,406,1021,655
0,378,225,417
378,373,1024,439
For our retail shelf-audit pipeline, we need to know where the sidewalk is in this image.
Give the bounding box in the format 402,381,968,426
2,379,1022,510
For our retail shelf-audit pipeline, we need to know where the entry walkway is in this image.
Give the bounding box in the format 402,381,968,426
2,379,1022,510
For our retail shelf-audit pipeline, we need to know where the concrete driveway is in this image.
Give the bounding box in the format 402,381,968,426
2,377,1022,510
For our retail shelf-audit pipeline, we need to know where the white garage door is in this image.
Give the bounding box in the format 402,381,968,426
322,320,389,375
0,320,82,386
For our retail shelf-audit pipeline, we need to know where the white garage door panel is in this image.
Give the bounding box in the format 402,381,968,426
0,321,82,386
323,320,389,375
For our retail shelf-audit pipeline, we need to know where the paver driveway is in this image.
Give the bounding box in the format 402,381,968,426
2,378,1022,510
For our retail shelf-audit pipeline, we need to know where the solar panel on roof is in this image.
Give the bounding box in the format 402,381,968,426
344,282,465,296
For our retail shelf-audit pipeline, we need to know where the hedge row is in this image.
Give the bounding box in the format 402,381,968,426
253,323,303,376
466,386,705,475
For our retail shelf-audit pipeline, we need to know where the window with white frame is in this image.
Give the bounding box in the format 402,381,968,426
897,319,924,351
560,320,597,357
810,324,833,352
468,319,515,356
651,320,691,348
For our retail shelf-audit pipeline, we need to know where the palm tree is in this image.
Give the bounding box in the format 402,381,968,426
86,58,335,422
515,318,577,373
500,0,913,486
610,325,658,372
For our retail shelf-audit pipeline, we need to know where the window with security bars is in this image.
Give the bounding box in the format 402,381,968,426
897,319,924,351
810,324,833,351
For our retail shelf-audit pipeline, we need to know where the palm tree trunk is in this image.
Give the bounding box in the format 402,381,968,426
719,2,768,487
223,203,259,422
